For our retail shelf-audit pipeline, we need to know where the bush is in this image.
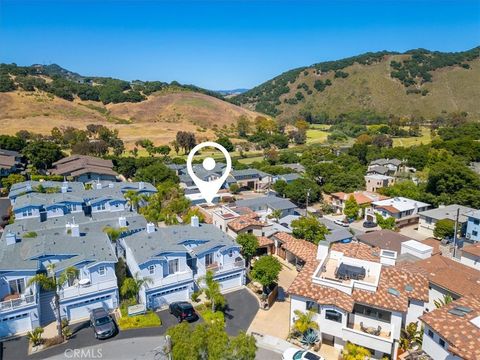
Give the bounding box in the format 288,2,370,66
191,290,202,302
27,327,44,346
44,335,64,348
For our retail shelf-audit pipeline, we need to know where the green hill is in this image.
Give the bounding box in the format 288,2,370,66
231,47,480,121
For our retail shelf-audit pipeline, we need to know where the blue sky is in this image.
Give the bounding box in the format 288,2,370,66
1,0,479,89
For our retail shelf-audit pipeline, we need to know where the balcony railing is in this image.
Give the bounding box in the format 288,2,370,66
342,323,394,354
59,279,118,300
197,259,245,275
145,270,194,289
0,294,36,312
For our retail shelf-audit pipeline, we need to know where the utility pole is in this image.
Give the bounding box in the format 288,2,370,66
305,188,311,216
453,207,460,259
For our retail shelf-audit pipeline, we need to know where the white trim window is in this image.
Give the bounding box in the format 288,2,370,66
8,278,25,295
98,266,106,276
168,259,179,274
205,253,214,267
148,265,155,275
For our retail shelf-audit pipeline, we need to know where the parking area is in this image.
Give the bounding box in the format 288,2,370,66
0,288,258,360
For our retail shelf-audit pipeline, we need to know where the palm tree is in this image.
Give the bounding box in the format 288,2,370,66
434,293,454,308
124,190,141,212
268,209,282,223
400,322,423,351
293,309,319,334
120,272,153,303
103,226,127,243
28,264,79,337
342,342,371,360
198,270,225,312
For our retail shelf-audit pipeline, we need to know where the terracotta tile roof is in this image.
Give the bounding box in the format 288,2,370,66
288,259,355,312
462,242,480,257
420,238,441,256
420,296,480,360
330,191,389,205
401,254,480,297
274,232,317,263
353,266,429,312
357,229,412,253
256,236,274,247
377,205,400,214
228,215,264,232
330,241,381,262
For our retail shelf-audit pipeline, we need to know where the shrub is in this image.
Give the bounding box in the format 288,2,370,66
44,335,64,348
191,290,202,302
27,327,44,346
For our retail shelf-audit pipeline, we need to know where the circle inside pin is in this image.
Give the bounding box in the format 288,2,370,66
202,157,216,171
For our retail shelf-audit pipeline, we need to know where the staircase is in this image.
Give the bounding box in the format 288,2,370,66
39,291,57,326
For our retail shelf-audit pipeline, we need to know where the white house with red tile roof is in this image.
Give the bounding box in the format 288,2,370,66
460,242,480,270
288,239,429,359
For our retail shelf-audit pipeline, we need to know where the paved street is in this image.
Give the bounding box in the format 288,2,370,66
0,288,258,360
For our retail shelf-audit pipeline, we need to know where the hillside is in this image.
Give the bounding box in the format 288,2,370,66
232,47,480,120
0,65,260,147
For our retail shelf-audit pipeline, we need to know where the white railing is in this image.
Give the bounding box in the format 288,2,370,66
342,324,394,354
196,259,245,275
0,294,36,312
145,270,193,289
59,279,118,300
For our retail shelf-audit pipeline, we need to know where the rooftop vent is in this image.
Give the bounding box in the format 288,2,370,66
138,182,145,190
95,182,102,190
146,222,155,234
5,231,16,246
119,216,127,227
191,216,200,227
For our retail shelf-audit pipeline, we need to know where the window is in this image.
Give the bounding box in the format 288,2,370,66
306,301,320,313
98,266,106,276
325,309,342,323
168,259,179,274
8,278,25,295
427,329,434,338
353,304,391,322
439,338,446,348
474,219,480,225
148,265,155,275
228,250,233,258
205,253,214,267
473,230,478,237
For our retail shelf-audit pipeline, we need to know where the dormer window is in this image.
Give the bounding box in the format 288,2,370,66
168,260,179,274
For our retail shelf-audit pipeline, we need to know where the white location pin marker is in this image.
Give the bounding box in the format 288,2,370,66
187,141,232,204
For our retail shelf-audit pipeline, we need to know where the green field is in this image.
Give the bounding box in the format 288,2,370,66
306,126,330,144
393,126,432,147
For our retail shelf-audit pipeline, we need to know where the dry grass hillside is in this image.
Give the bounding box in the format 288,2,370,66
278,56,480,119
0,90,260,148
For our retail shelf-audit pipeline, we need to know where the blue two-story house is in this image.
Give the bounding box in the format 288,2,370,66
122,217,245,310
466,210,480,242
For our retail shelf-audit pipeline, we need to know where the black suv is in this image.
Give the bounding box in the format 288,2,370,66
169,301,198,322
90,308,117,339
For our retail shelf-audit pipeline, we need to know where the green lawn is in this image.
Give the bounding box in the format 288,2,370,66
393,126,432,147
117,303,162,330
306,128,330,144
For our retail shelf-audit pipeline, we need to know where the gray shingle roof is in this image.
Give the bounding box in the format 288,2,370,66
235,195,297,211
418,204,477,223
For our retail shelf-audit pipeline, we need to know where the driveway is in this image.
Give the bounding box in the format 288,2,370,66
0,288,258,360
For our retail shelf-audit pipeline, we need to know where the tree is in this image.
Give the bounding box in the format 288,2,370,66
283,178,321,207
292,309,319,334
375,213,396,230
236,233,259,268
198,270,226,312
268,209,282,222
250,256,282,291
166,321,256,360
170,139,180,155
120,272,153,303
433,218,455,239
103,226,127,242
124,190,142,211
229,183,240,194
1,173,25,191
0,135,26,151
23,141,64,170
216,136,234,152
236,116,251,138
28,264,79,337
134,163,177,184
400,322,423,351
273,179,287,196
182,207,205,224
342,342,371,360
154,145,171,158
434,293,454,308
176,131,196,154
291,216,330,245
343,195,360,220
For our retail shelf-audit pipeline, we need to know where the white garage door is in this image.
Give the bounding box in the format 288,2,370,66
0,313,32,338
67,294,114,321
149,285,189,309
216,272,242,291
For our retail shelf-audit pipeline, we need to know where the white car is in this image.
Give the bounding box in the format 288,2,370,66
282,348,324,360
334,219,350,227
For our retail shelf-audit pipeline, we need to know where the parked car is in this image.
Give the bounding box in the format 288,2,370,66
169,301,198,322
334,219,349,227
282,348,324,360
363,220,377,228
90,308,116,339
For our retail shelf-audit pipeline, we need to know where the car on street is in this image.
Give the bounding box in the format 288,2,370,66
282,348,324,360
363,220,377,228
90,307,117,339
334,219,350,227
169,301,199,322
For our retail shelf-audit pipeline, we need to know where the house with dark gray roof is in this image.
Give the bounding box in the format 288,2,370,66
0,149,22,178
235,195,298,219
49,155,118,182
368,158,403,176
121,219,245,309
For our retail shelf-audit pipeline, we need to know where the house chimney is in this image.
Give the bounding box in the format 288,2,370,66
5,231,16,245
95,182,102,190
118,216,127,227
71,223,80,237
138,182,145,190
146,222,155,234
191,216,199,227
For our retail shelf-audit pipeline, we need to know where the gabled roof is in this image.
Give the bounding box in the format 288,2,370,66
331,191,389,205
228,215,264,232
235,195,297,211
356,230,412,253
370,158,402,167
330,241,381,262
420,296,480,360
418,204,477,223
462,242,480,257
273,232,317,263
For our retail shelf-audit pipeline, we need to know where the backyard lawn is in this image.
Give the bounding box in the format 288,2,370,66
393,126,432,147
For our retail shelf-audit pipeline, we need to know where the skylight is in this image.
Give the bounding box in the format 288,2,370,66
388,288,400,297
404,284,413,292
